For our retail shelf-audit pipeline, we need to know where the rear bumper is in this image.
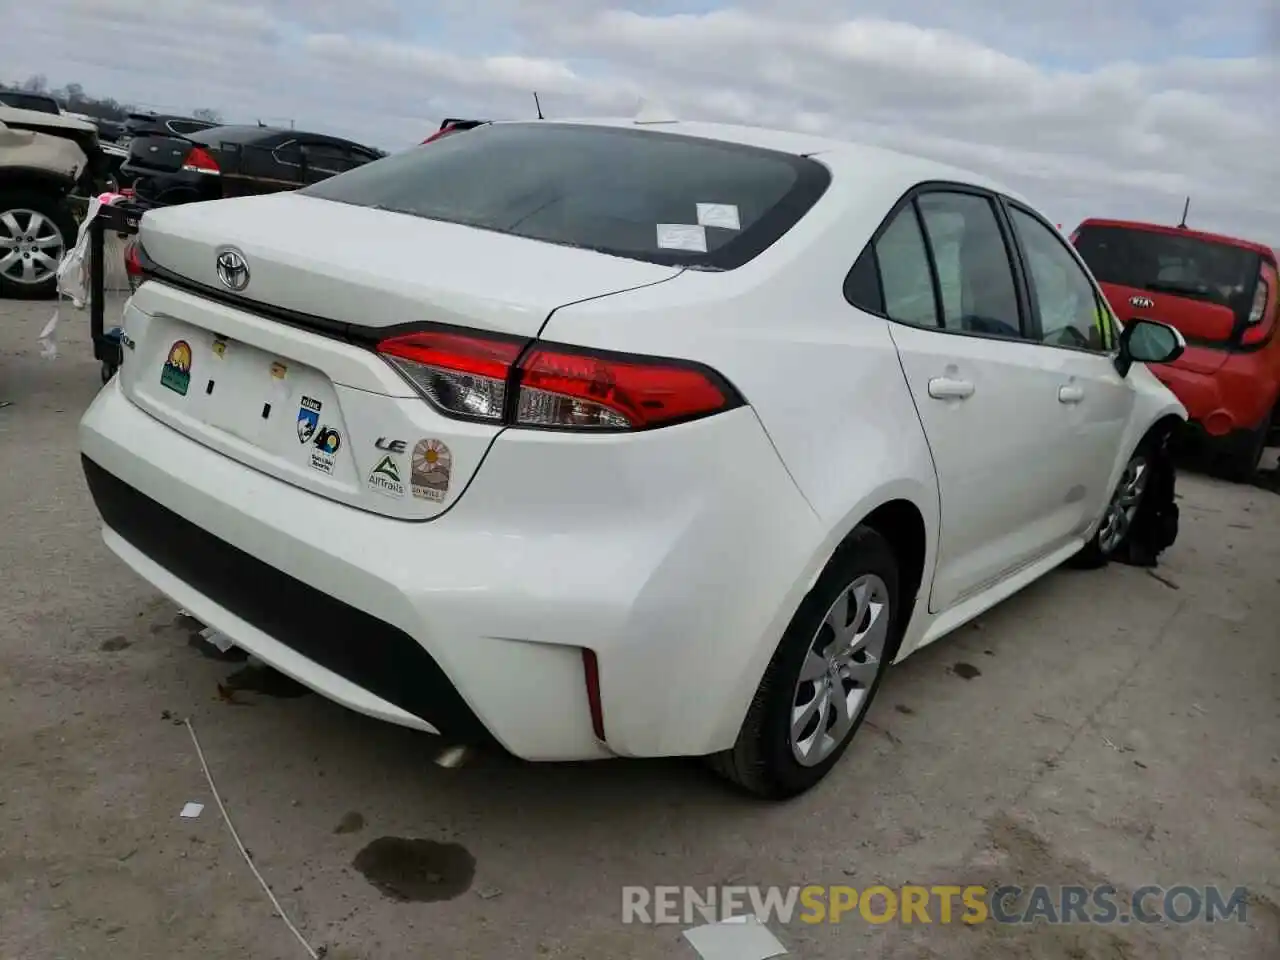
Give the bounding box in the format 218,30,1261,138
1150,353,1275,438
80,380,822,761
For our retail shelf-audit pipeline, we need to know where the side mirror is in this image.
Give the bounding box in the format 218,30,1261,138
1115,318,1186,378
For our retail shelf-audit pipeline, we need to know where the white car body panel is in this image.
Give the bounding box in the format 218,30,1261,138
0,116,87,181
79,117,1186,764
139,192,682,335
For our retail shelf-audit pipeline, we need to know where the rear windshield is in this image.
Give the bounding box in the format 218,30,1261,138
1074,225,1260,315
299,122,832,270
0,92,59,114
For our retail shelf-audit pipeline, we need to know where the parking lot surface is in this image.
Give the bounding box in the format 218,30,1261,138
2,296,1278,960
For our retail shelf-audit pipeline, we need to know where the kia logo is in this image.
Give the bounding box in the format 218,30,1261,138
215,247,250,291
1129,295,1154,309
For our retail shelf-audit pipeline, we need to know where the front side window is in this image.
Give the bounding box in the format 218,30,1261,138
300,122,832,270
1011,207,1110,351
916,191,1023,339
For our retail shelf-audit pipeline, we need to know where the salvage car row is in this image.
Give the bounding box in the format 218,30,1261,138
0,97,388,298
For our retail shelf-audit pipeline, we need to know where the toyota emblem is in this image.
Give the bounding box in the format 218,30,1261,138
215,247,250,291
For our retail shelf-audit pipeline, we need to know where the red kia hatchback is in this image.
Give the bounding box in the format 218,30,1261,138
1073,218,1279,479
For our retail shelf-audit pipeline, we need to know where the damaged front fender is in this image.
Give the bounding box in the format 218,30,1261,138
0,120,87,188
1114,417,1183,568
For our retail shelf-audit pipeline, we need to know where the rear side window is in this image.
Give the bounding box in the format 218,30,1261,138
916,192,1023,339
299,122,832,270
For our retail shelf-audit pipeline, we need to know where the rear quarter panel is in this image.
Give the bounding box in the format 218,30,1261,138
540,163,941,669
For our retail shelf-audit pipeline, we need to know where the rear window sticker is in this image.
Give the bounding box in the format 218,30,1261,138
367,454,406,498
656,223,708,253
310,426,342,474
411,439,452,502
696,203,741,231
160,340,192,396
296,396,321,444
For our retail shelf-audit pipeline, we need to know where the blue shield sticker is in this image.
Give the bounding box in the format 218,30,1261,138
297,396,321,444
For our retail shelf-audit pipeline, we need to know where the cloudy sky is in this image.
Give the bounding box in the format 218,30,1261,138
4,0,1277,244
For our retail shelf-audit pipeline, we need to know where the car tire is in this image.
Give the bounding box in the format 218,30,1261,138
0,189,75,300
1218,409,1272,483
709,526,900,800
1069,442,1156,570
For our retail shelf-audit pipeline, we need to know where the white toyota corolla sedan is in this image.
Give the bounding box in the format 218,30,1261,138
79,118,1187,798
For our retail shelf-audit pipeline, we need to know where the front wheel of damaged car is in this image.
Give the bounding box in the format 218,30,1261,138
1069,446,1153,570
710,526,900,800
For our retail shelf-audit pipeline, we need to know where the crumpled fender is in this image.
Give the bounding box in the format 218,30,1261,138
0,120,87,184
1114,419,1181,568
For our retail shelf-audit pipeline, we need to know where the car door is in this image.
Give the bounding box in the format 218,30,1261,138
871,186,1085,612
1003,201,1134,529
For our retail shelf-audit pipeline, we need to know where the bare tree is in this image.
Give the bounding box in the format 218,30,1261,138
21,74,48,93
192,107,223,123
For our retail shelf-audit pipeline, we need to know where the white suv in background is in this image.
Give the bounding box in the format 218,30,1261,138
79,119,1186,798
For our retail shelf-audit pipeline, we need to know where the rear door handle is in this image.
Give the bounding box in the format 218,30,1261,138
1058,385,1085,404
928,377,975,400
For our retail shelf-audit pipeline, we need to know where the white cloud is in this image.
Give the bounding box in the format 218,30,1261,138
2,0,1276,244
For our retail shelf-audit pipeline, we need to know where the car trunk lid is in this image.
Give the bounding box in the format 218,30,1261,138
118,192,681,519
125,134,195,174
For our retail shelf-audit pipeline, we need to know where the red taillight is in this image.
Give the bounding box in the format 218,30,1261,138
181,146,220,174
516,345,734,430
1241,273,1273,346
422,124,457,145
377,330,524,422
375,328,742,431
582,649,606,742
124,240,144,291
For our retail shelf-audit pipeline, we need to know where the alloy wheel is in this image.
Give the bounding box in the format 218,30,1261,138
0,208,66,287
790,573,891,767
1097,455,1149,555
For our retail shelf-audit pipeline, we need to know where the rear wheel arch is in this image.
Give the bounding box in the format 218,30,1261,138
709,500,928,798
856,499,927,660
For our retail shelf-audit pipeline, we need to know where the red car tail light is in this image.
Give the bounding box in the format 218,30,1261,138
377,330,524,423
376,327,744,431
1240,272,1273,347
124,239,144,291
181,146,221,174
515,344,736,430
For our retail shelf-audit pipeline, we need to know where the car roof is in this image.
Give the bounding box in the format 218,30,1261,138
495,116,1030,206
1077,217,1277,263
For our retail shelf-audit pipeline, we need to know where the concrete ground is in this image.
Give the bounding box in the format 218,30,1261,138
2,295,1278,960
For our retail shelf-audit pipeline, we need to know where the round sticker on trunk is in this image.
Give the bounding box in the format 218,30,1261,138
411,439,452,502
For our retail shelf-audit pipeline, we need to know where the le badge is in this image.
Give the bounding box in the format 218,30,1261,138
160,340,193,396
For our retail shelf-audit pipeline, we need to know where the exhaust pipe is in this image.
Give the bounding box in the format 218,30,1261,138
434,744,471,769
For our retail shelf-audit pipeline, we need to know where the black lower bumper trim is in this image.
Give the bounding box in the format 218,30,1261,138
81,456,493,744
